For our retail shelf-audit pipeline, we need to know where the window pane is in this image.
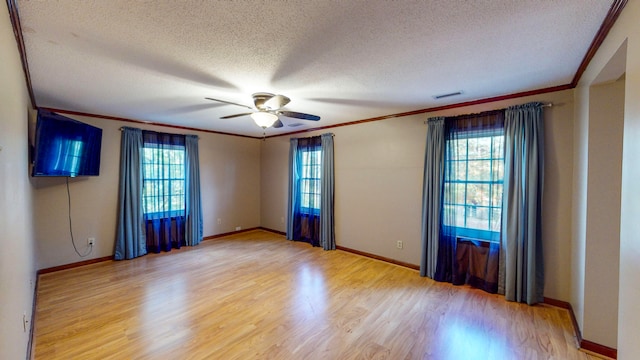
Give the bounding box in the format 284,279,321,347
492,136,504,158
442,204,454,226
455,139,467,158
492,161,503,181
469,137,491,159
172,181,184,194
444,204,466,227
171,195,183,210
490,208,502,232
442,205,465,227
444,183,466,205
453,205,466,227
467,206,490,231
161,163,168,178
481,137,493,158
491,184,503,207
467,160,491,181
467,183,489,206
454,183,466,204
446,160,467,181
443,183,451,204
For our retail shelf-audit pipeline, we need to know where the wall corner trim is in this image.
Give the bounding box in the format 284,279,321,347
258,227,286,236
335,245,420,270
37,256,113,275
543,297,617,359
580,340,617,359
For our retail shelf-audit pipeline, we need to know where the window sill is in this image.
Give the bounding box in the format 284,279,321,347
144,211,185,221
456,236,496,248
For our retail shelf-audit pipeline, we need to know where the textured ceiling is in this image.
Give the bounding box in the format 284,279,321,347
17,0,614,137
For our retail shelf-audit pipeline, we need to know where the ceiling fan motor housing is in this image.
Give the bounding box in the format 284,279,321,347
252,92,274,110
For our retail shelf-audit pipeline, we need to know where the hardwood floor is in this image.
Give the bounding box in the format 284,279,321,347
34,230,600,359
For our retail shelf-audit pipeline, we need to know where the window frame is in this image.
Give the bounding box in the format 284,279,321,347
299,148,322,215
141,144,186,219
442,129,504,243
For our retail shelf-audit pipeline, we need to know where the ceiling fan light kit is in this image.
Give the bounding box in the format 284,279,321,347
206,92,321,129
251,111,278,128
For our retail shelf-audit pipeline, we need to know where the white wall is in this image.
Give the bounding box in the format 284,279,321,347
582,79,624,348
34,116,261,269
572,44,627,347
261,89,575,302
0,2,38,359
574,0,640,356
571,84,589,337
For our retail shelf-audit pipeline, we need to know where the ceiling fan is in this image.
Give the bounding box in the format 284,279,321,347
205,92,320,129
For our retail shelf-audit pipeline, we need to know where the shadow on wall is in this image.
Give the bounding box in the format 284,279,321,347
30,175,91,189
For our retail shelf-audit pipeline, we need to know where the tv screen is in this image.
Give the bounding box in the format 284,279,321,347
32,110,103,177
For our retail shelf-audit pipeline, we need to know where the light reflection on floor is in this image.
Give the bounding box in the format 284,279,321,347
292,264,327,322
435,320,511,360
139,277,191,355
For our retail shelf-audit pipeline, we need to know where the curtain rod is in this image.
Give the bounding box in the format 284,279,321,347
423,103,553,124
118,127,200,139
290,133,335,140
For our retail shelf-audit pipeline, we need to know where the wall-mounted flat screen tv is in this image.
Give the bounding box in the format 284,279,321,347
32,109,103,177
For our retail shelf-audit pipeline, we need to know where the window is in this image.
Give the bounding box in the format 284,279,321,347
300,149,321,212
288,133,334,248
443,132,504,242
141,144,185,216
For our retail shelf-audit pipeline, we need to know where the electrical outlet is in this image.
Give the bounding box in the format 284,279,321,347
280,217,285,223
235,226,242,231
217,218,222,225
88,237,95,246
396,241,403,249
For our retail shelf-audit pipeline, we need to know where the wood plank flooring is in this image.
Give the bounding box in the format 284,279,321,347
34,230,600,359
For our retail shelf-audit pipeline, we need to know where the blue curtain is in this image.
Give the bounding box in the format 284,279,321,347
435,110,504,289
420,117,445,278
320,133,335,250
185,135,203,246
142,131,186,253
287,134,335,250
500,102,545,304
286,138,298,240
114,127,146,260
290,136,322,246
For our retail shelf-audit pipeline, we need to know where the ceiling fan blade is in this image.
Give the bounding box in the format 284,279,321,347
205,97,253,110
220,112,252,119
272,119,284,128
279,111,320,121
264,94,291,110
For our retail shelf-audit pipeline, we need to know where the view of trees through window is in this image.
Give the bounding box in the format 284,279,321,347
142,147,185,215
444,134,504,239
300,149,321,211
